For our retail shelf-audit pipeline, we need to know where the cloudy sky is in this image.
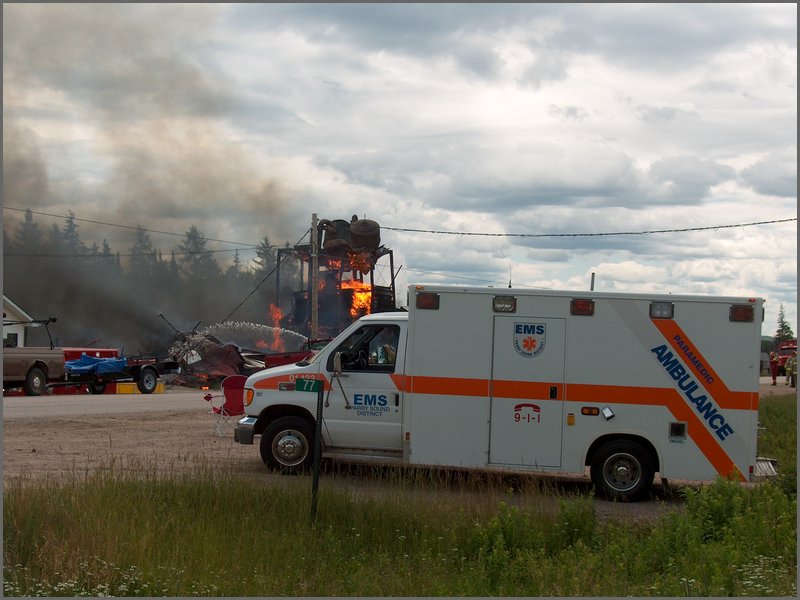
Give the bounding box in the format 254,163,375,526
3,3,797,335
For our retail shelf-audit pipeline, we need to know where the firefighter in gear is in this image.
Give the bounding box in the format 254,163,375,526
785,351,797,388
769,351,780,385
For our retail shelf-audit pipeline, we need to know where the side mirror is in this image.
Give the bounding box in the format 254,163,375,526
333,352,343,376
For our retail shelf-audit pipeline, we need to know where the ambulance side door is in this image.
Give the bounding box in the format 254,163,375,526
489,316,566,468
323,323,404,451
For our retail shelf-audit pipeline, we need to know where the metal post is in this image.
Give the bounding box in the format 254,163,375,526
311,384,324,524
310,214,319,340
590,272,596,291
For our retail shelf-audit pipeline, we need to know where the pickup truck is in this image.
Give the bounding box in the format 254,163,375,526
2,346,66,395
3,346,180,396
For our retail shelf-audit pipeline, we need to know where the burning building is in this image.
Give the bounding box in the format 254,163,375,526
276,216,399,339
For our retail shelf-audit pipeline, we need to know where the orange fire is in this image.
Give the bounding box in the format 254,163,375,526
340,279,372,317
269,304,285,351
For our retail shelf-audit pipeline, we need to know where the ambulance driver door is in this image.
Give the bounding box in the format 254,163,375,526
323,323,404,451
489,316,566,468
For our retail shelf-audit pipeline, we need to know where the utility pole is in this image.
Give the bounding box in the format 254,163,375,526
310,213,319,339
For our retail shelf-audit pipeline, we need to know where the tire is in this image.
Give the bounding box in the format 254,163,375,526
24,367,47,396
590,440,654,502
260,416,315,473
136,368,158,394
88,382,107,395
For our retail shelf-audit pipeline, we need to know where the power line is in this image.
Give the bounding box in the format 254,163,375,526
383,217,797,238
7,206,794,252
2,206,263,248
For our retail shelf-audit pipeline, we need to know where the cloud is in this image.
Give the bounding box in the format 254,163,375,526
740,150,798,198
2,3,796,337
647,156,737,204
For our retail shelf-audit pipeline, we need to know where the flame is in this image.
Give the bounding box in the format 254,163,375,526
340,279,372,318
348,250,373,274
268,304,285,351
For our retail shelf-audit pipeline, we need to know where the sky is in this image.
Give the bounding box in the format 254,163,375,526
3,3,797,337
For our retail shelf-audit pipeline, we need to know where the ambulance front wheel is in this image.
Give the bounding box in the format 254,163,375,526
590,440,654,502
260,416,314,474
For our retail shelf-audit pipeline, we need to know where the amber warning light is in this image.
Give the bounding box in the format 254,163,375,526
416,292,440,310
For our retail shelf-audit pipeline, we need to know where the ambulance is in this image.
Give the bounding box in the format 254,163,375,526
235,284,774,501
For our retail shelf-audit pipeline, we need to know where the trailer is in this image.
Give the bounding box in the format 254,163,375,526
64,353,180,394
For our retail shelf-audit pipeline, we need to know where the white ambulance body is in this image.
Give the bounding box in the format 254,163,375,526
235,284,768,500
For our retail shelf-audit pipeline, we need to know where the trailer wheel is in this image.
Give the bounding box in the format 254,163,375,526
260,416,314,474
590,440,653,502
24,367,46,396
136,368,158,394
88,382,107,395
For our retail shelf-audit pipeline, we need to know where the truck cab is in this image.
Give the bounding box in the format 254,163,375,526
777,339,797,375
235,313,407,471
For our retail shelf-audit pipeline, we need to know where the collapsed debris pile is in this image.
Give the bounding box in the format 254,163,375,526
166,320,309,385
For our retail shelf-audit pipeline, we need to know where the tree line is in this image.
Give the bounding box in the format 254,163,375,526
3,209,303,354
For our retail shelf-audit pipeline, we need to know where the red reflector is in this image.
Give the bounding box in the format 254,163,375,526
729,304,754,322
571,299,595,316
416,292,440,310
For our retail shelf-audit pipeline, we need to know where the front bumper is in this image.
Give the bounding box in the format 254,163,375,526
233,416,258,445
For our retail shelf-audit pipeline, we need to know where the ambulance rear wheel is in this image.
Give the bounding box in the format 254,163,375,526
590,440,653,502
261,417,314,474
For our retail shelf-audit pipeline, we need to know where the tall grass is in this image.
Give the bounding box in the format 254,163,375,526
757,392,797,495
4,469,796,596
4,393,796,596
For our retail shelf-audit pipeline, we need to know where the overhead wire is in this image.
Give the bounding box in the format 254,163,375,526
5,205,793,249
382,217,797,238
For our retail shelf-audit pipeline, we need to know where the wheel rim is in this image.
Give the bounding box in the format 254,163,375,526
602,452,641,492
142,372,156,388
272,430,309,466
32,377,43,392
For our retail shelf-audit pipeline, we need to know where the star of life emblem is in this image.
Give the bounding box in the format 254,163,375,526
513,322,546,358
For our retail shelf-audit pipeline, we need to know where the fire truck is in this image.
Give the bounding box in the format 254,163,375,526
776,339,797,375
234,284,774,501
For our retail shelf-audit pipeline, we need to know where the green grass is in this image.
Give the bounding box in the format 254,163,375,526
757,392,797,495
3,393,796,596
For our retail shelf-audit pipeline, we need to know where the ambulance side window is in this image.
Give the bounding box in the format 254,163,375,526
327,324,399,373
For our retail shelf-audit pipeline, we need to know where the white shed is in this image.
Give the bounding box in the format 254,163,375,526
3,295,39,347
